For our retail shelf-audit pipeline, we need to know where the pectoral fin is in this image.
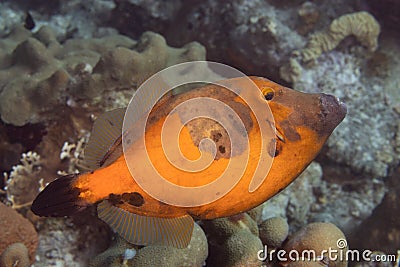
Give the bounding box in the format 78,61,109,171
97,200,194,248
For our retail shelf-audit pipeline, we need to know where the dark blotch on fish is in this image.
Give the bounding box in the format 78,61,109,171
280,120,301,142
109,192,145,207
122,192,145,207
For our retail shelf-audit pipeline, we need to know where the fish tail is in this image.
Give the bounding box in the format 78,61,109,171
31,174,90,217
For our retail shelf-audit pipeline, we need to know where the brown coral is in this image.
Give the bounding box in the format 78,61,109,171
203,213,263,267
132,223,208,267
0,203,38,263
282,222,347,267
0,25,205,126
259,217,289,248
89,223,208,267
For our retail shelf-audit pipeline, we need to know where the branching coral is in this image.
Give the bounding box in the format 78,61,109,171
3,151,42,209
296,11,381,63
3,137,90,210
57,137,87,175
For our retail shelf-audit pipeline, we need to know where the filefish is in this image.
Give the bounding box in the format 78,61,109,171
31,76,346,248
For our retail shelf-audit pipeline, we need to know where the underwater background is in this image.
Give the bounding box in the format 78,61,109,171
0,0,399,266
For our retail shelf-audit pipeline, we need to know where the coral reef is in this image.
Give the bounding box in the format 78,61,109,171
282,222,348,267
0,2,25,36
111,0,182,38
258,217,289,248
166,0,305,77
0,243,30,267
0,25,205,213
281,11,380,82
0,0,398,265
260,162,386,234
0,0,117,39
89,223,208,267
88,236,137,267
0,25,205,126
132,223,208,267
0,202,38,263
58,137,87,175
0,123,30,179
3,151,42,209
109,0,309,78
365,0,400,32
34,214,112,267
294,51,399,179
296,1,320,35
349,168,400,254
203,214,263,267
296,11,380,63
247,204,264,225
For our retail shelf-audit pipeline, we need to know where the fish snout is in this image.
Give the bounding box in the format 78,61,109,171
318,93,347,133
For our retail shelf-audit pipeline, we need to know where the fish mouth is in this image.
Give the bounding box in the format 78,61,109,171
319,94,347,133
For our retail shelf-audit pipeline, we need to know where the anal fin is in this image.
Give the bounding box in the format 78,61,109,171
97,200,194,248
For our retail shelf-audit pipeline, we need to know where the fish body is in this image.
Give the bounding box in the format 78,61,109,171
31,76,346,248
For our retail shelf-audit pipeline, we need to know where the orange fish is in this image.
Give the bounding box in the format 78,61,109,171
31,76,346,248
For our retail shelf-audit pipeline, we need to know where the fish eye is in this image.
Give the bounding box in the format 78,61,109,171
262,87,274,101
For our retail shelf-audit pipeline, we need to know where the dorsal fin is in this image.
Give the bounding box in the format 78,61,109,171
97,200,194,248
83,108,126,170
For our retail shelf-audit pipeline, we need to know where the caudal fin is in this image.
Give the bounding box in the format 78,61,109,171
31,174,90,217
